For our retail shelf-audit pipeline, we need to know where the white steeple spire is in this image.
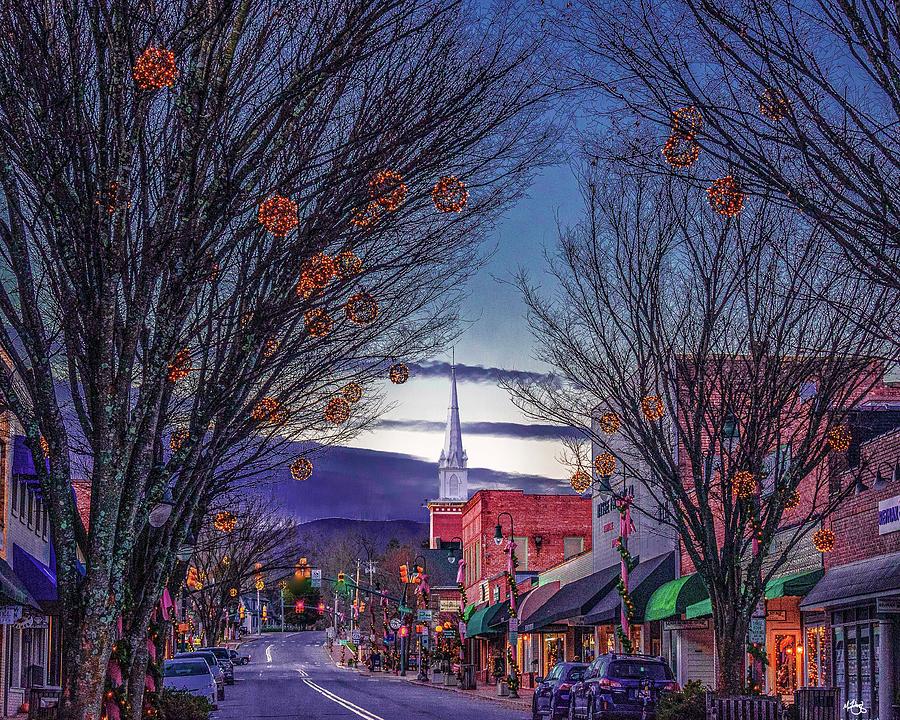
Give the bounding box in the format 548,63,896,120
438,355,468,500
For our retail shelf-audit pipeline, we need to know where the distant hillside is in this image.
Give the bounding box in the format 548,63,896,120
293,517,428,558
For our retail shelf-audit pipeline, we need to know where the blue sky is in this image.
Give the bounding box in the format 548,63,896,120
281,164,587,521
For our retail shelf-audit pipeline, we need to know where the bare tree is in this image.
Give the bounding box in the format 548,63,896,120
0,1,554,717
553,0,900,289
506,169,896,692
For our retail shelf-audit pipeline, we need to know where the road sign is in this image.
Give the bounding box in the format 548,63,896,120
311,569,322,589
351,629,361,643
326,627,335,640
389,618,402,631
416,609,433,622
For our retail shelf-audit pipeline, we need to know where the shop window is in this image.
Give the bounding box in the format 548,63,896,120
42,505,48,540
805,626,829,687
34,498,41,537
27,490,33,528
19,481,26,524
11,473,18,516
514,536,529,570
8,626,21,689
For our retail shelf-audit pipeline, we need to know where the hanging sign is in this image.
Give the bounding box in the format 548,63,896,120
878,495,900,535
748,617,765,644
0,606,22,625
389,618,403,631
416,609,433,622
311,569,322,589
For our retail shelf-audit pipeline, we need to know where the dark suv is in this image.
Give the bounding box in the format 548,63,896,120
569,653,677,720
532,662,588,719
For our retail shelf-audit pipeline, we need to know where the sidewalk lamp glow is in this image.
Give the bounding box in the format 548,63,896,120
148,486,174,528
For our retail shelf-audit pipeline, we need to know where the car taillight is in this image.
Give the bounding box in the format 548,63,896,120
559,683,572,692
663,682,680,691
599,678,623,689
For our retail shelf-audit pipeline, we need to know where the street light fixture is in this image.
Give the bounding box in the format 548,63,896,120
148,486,174,528
494,511,514,546
176,530,196,562
448,536,463,563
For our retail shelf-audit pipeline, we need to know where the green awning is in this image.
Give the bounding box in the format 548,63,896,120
462,603,477,622
645,574,708,622
466,602,505,637
685,569,825,620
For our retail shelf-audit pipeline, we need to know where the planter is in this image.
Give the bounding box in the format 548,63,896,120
433,672,445,684
497,681,509,697
443,674,458,687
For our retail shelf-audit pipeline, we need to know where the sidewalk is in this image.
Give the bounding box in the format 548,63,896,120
325,643,530,711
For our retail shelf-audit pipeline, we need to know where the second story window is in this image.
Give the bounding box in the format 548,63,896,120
11,473,18,516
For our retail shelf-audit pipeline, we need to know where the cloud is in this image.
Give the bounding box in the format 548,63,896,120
263,443,574,522
375,418,584,441
408,361,557,386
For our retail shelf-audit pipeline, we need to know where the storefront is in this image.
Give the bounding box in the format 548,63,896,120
801,549,900,720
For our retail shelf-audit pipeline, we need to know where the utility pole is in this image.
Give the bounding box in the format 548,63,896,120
333,592,339,640
281,584,285,633
256,587,261,635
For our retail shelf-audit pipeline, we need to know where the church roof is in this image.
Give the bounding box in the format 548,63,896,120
439,364,467,469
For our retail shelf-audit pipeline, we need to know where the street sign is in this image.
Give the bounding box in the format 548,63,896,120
389,618,402,631
311,569,322,588
0,606,22,625
508,618,518,634
351,629,361,643
399,604,413,616
326,627,335,640
416,609,433,622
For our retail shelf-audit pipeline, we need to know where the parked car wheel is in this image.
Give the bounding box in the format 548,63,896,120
587,697,596,720
533,698,542,720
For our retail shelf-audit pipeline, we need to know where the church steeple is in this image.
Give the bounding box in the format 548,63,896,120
438,360,468,500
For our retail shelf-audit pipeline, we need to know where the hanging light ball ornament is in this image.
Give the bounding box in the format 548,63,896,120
229,588,239,598
599,411,621,434
251,397,286,425
342,382,363,404
641,395,665,421
169,427,189,452
672,105,703,136
167,348,192,382
732,470,756,501
827,424,852,452
305,308,333,337
707,176,746,217
662,133,701,168
345,291,378,325
784,489,801,510
351,201,383,229
594,452,616,477
369,170,407,211
214,511,237,533
263,338,279,358
290,457,314,481
432,176,469,213
255,579,265,591
389,362,410,384
570,469,592,494
324,397,351,425
812,528,836,553
133,47,178,91
258,194,299,237
759,88,789,121
336,250,363,278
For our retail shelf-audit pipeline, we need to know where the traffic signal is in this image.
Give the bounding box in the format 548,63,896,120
413,566,424,584
399,564,409,583
398,626,409,638
295,599,305,613
338,571,346,584
318,602,325,613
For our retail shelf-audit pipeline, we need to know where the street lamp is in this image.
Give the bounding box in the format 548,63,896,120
176,531,196,563
448,536,463,563
148,486,174,528
494,511,514,546
413,554,429,682
494,512,517,697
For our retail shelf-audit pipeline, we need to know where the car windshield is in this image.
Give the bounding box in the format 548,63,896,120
180,653,218,668
200,648,230,660
609,661,672,681
566,667,586,681
164,661,209,677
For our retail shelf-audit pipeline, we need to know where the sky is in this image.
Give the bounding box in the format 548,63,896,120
278,164,587,522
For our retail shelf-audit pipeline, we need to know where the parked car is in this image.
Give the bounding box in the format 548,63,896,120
197,646,235,684
569,653,678,720
162,658,218,708
229,648,250,665
176,651,225,700
533,662,588,719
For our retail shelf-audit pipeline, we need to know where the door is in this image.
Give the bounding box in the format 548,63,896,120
773,632,801,698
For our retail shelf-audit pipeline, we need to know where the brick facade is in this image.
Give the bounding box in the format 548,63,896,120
461,490,592,603
428,500,464,549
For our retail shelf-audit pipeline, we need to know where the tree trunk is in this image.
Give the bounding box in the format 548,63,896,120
125,620,151,720
58,610,114,720
713,612,747,695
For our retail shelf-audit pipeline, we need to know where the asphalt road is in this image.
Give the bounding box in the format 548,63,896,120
210,631,529,720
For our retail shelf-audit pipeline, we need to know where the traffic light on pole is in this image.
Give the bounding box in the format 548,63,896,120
338,571,346,584
295,599,305,613
399,626,409,638
399,564,409,583
318,602,325,613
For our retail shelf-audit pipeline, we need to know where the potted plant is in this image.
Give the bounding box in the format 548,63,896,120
491,651,507,695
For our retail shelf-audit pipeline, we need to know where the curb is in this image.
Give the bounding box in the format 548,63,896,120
406,679,530,710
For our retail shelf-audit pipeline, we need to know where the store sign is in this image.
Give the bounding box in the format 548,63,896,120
663,619,709,631
416,609,433,622
389,618,402,631
508,618,518,634
0,606,22,625
748,617,765,644
18,615,49,629
876,597,900,613
439,599,458,613
878,495,900,535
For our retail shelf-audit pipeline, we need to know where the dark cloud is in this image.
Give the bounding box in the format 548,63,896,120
408,361,558,386
263,443,573,522
375,418,584,441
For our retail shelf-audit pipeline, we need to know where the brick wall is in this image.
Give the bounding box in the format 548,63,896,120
825,426,900,568
461,490,592,601
429,502,463,548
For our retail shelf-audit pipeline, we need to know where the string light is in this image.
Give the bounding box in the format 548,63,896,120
263,338,279,358
345,291,378,325
39,436,50,459
214,511,237,533
342,382,363,404
641,395,665,421
707,176,745,217
733,470,756,501
305,308,333,337
599,411,620,434
662,134,700,168
812,528,835,553
133,47,177,90
290,457,313,481
324,397,351,425
432,176,469,212
570,469,592,494
296,252,337,299
169,428,189,452
759,88,789,121
336,250,363,278
251,397,286,425
827,424,851,452
167,348,192,382
351,201,383,228
784,489,801,510
594,452,616,477
389,363,409,384
258,195,299,236
672,106,703,136
229,588,238,598
369,170,407,211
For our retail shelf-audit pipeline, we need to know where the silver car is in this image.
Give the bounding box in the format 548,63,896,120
176,651,225,700
162,658,217,708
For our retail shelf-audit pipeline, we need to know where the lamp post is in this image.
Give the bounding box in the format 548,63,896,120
148,486,174,528
413,554,429,681
449,535,468,687
494,512,519,698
